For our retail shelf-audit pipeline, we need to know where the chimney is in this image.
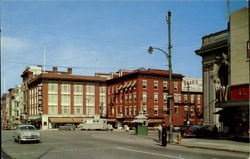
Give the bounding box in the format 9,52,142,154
68,68,72,74
53,67,58,73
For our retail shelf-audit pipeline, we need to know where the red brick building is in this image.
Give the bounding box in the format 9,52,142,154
105,69,203,128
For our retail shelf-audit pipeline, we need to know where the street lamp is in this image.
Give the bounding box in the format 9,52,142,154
187,82,190,125
148,10,173,143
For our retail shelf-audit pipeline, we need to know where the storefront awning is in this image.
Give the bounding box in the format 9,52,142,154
50,118,73,123
215,100,249,108
72,118,84,123
12,120,21,124
148,119,162,123
107,119,117,122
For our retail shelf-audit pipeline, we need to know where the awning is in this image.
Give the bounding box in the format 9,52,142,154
131,81,136,87
148,119,162,123
72,118,84,123
12,120,21,124
50,117,85,123
107,119,117,122
117,85,123,91
122,83,128,89
127,82,132,88
49,118,73,123
123,120,132,123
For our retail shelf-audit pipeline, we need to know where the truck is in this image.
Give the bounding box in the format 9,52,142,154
78,117,113,131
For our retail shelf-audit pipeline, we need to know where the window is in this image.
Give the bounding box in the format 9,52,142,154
191,106,194,116
129,93,132,103
112,87,114,94
133,106,137,116
163,81,168,90
163,93,168,103
197,95,201,104
184,106,188,116
184,94,188,103
120,94,123,103
174,82,178,91
154,93,158,102
134,92,137,102
48,83,58,115
86,85,95,94
191,95,194,103
74,85,82,94
174,106,178,116
143,105,147,115
61,84,70,93
154,81,158,90
120,105,123,114
125,94,128,103
100,87,106,94
174,94,181,103
142,80,147,89
142,92,147,102
108,87,110,95
197,105,201,114
154,106,158,115
163,106,168,115
125,106,128,116
61,94,70,114
129,106,132,116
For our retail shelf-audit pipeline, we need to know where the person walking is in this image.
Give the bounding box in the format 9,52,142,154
161,122,168,147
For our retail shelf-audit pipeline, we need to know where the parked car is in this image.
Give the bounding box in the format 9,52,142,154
13,124,41,144
195,126,214,138
59,124,76,131
183,125,201,137
179,125,190,136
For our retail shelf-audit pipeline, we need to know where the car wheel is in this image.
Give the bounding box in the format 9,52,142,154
18,137,22,144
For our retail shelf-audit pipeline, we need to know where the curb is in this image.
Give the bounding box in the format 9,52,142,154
170,143,249,154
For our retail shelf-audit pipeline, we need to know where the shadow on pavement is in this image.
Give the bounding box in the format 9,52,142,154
2,150,13,159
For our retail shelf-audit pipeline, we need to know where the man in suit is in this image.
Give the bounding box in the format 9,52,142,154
161,122,168,146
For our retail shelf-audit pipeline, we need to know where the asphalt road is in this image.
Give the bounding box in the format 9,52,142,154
1,130,248,159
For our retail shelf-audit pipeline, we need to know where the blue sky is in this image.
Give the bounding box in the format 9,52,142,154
1,0,248,94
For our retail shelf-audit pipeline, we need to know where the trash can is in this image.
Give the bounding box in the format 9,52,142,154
137,126,148,136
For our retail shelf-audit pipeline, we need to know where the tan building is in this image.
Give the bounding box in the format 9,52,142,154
196,7,249,136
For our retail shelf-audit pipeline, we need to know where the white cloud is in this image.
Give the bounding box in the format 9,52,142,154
2,36,34,53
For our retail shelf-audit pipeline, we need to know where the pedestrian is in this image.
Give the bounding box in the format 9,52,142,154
158,123,162,142
213,125,218,136
161,122,168,147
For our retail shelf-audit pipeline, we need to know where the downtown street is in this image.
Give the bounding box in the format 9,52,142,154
1,130,249,159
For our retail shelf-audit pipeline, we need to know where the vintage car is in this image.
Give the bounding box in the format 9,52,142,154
59,124,76,131
13,124,41,144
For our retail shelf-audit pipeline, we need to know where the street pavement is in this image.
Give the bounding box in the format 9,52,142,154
1,129,249,159
96,129,250,154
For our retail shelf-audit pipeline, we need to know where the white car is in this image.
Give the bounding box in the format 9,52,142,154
13,124,41,144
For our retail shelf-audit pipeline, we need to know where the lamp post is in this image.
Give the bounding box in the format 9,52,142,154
148,10,173,143
187,82,190,125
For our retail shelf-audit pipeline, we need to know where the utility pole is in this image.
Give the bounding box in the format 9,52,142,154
167,10,173,143
187,82,190,125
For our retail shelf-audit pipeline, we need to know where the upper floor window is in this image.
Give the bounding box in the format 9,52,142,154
163,81,168,90
163,93,168,103
86,85,95,93
134,92,137,102
74,85,82,94
154,81,158,90
100,87,106,94
154,106,158,116
197,95,201,104
154,93,158,102
163,106,168,115
48,83,58,93
142,80,147,89
191,95,195,103
174,106,178,116
142,92,147,102
184,94,188,103
61,84,70,94
174,82,178,91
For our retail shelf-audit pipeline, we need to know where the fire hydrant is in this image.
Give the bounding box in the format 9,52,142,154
177,132,182,144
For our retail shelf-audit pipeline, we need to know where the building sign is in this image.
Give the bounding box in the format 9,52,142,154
231,85,249,101
182,77,202,92
38,84,43,112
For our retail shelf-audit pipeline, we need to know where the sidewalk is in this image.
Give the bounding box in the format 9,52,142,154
143,131,250,154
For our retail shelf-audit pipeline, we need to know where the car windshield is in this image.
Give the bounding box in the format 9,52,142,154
20,126,36,131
